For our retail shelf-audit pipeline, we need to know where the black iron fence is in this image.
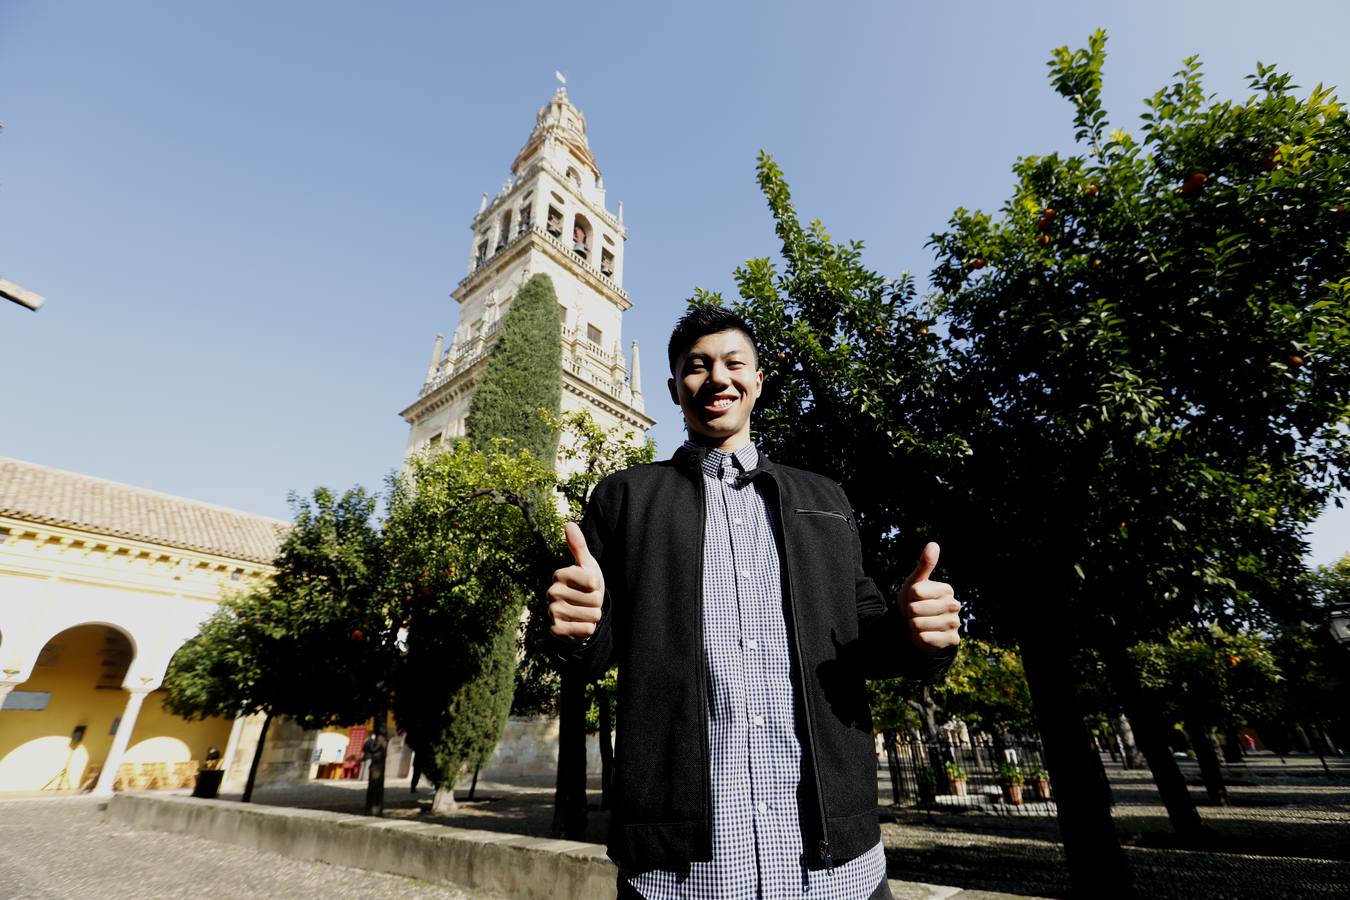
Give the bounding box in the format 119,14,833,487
877,731,1056,816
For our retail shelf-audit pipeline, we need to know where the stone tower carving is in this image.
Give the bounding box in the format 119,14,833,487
400,87,655,467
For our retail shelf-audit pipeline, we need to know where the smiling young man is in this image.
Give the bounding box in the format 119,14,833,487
548,306,961,899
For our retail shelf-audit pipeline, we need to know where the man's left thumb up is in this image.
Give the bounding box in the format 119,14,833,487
904,542,940,590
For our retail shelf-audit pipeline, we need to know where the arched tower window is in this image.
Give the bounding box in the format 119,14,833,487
518,198,533,234
547,205,563,237
497,210,512,251
572,214,592,259
565,167,582,188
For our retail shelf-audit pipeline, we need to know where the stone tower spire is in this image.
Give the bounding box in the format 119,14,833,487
400,87,655,462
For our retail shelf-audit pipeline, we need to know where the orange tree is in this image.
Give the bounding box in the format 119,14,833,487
927,28,1350,871
1130,626,1281,803
165,486,396,814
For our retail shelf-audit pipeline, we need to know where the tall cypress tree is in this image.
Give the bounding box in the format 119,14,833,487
465,273,563,466
424,272,562,813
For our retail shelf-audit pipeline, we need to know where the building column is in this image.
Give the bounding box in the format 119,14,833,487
92,688,151,796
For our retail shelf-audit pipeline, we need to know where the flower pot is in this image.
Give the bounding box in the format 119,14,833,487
1002,783,1024,806
951,779,968,796
1032,778,1050,801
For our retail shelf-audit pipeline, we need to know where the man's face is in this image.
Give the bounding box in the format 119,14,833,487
668,329,764,450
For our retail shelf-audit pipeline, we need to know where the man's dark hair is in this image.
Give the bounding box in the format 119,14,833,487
666,305,759,374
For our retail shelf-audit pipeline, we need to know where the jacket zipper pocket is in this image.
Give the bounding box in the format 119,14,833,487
793,508,854,530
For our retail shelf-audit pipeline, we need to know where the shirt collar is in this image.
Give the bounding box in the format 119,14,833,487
683,440,759,479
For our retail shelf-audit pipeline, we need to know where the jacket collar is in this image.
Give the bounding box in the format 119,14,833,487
672,442,777,479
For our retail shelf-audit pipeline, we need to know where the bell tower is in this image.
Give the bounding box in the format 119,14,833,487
400,85,655,463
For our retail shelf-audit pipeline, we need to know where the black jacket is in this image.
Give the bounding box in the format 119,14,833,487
556,445,954,872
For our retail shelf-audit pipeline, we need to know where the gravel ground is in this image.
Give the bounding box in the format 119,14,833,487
0,797,500,900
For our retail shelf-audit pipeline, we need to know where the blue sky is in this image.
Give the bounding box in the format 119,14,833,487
2,1,1346,566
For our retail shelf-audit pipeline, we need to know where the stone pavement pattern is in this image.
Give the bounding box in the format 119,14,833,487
0,797,499,900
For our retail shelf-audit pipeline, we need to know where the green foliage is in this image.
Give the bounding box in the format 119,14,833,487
163,596,267,721
928,33,1350,648
1264,554,1350,739
689,152,968,595
944,761,968,781
866,679,922,734
271,487,395,730
396,272,565,790
512,410,655,717
995,761,1024,785
464,273,563,469
940,639,1036,733
551,409,657,521
1313,551,1350,609
164,486,393,732
1129,624,1282,729
387,440,560,789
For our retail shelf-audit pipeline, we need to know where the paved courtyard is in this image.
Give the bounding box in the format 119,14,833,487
1,754,1344,898
238,754,1350,899
0,796,500,900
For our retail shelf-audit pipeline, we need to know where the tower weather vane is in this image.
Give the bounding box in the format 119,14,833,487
555,70,567,87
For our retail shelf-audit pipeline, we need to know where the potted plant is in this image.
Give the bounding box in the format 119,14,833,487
915,764,937,804
944,761,968,796
1027,767,1051,801
996,762,1024,805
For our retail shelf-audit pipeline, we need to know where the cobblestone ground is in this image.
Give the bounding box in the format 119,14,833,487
244,755,1349,898
880,755,1350,899
20,754,1343,899
0,797,500,900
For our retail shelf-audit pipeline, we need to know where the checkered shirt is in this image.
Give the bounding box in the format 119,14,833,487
625,442,886,899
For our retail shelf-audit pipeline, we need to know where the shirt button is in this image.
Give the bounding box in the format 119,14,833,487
732,517,744,526
751,714,765,726
746,639,759,650
738,569,750,578
757,801,768,814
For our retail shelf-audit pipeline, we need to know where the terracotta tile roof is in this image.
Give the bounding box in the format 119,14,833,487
0,456,287,564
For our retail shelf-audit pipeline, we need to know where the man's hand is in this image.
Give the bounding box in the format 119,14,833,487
900,542,960,655
548,522,605,645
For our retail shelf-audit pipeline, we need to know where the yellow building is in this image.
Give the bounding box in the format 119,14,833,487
0,456,286,794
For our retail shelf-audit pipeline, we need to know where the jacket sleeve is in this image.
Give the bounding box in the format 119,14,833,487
549,478,619,681
849,496,957,682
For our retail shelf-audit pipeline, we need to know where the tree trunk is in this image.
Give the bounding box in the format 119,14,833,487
552,671,589,839
883,730,902,804
468,765,480,801
1124,703,1207,839
364,712,389,817
1291,722,1311,753
1185,721,1227,806
1018,630,1134,897
911,686,949,793
1222,727,1245,764
1304,722,1332,776
598,683,614,811
1115,714,1144,769
431,783,458,815
241,713,272,803
1102,640,1207,841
